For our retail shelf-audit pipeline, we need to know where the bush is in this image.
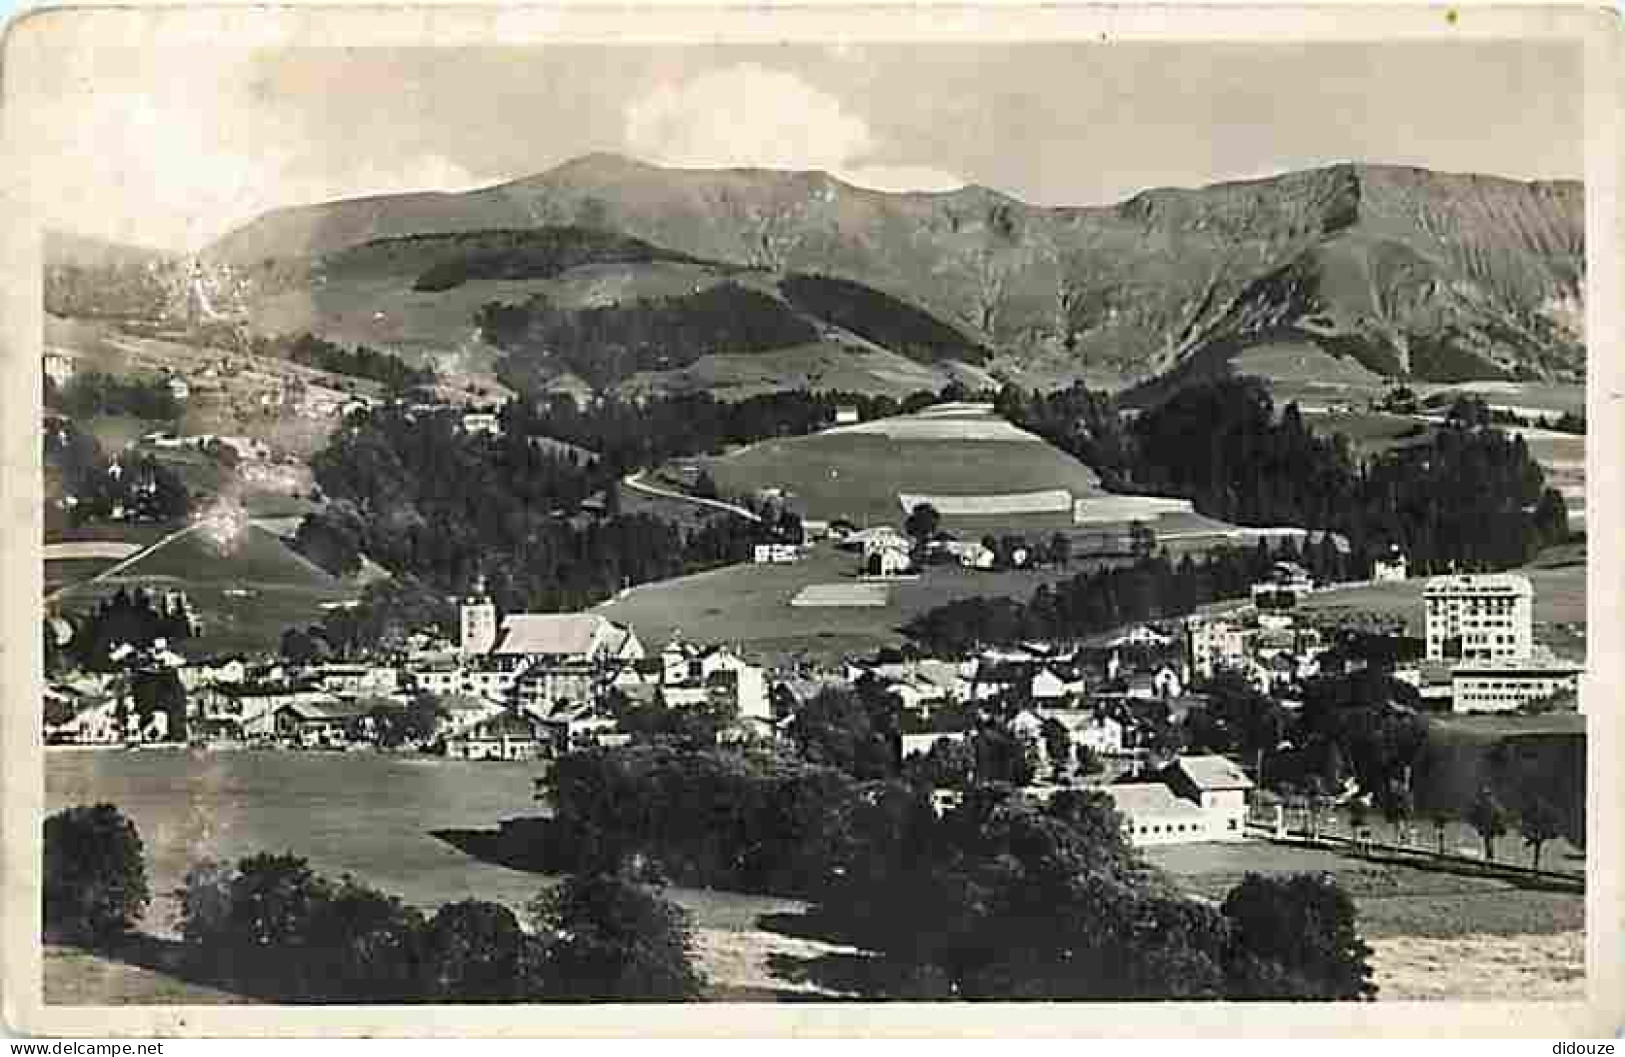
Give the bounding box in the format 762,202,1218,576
1221,873,1376,1000
43,804,151,945
527,873,707,1002
224,852,332,947
421,899,527,1002
305,877,427,1002
177,854,428,1002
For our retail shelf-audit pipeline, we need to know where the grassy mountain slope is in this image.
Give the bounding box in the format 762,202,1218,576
214,223,993,399
201,156,1585,388
694,403,1107,527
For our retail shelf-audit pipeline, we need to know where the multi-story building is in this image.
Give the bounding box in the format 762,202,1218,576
1188,619,1250,679
1423,573,1534,662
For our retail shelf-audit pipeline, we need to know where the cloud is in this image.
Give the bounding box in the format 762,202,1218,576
835,165,968,193
624,63,961,193
31,50,495,250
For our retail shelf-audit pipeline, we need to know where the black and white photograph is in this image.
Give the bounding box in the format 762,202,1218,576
5,1,1620,1035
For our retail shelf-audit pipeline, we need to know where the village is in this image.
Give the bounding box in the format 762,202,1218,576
41,511,1582,853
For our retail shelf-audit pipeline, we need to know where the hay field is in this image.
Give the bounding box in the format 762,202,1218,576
790,583,890,607
1146,838,1585,1000
52,523,354,656
595,544,1099,665
699,405,1105,526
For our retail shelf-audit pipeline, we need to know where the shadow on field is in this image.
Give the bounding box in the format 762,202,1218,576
430,819,574,875
763,951,889,999
59,932,331,1004
754,908,895,1000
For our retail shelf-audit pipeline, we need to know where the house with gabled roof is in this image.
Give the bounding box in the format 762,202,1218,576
273,698,371,748
1159,754,1254,838
445,709,551,761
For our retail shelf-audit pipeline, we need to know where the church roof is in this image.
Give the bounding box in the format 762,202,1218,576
493,614,631,659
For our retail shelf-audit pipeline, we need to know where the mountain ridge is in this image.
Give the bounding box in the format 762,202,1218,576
61,155,1588,391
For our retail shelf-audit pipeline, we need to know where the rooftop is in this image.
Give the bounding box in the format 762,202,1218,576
1174,754,1256,790
1422,573,1534,597
1105,783,1209,821
493,613,633,658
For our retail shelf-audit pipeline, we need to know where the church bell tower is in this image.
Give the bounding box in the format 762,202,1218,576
459,574,498,656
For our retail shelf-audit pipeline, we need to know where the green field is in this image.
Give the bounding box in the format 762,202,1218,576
1302,410,1437,456
697,406,1107,527
52,523,354,657
1145,836,1583,940
1418,382,1586,417
596,542,1104,664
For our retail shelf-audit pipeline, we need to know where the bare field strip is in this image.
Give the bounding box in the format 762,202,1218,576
791,582,890,607
829,417,1041,442
898,489,1073,516
42,540,142,561
1368,931,1584,1001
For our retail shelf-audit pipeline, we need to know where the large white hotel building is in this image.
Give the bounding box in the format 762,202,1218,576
1422,573,1535,663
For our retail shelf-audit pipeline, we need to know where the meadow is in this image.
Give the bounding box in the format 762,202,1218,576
696,405,1108,527
1144,836,1584,1000
596,543,1104,664
50,523,355,657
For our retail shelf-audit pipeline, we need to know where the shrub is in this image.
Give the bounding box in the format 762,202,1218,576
1221,873,1376,1000
305,877,427,1002
225,852,332,947
175,859,236,946
42,804,150,945
527,873,706,1002
421,899,527,1002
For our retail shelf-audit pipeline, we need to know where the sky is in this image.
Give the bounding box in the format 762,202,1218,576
16,39,1584,252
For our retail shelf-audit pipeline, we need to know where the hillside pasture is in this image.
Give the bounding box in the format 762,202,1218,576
1304,410,1437,456
698,406,1105,527
1418,382,1586,417
594,543,1103,665
52,523,354,656
618,339,960,402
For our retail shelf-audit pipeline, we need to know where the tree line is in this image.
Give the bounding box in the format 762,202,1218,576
43,804,704,1003
479,282,821,391
540,744,1375,1000
298,403,764,612
46,371,182,421
1000,377,1571,574
901,543,1327,656
44,418,192,531
261,332,435,392
294,384,966,615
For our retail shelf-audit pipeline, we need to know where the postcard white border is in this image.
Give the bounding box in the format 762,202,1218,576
1,0,1620,1037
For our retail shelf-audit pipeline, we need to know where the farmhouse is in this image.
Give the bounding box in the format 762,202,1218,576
445,710,550,761
273,699,370,748
1104,624,1176,650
